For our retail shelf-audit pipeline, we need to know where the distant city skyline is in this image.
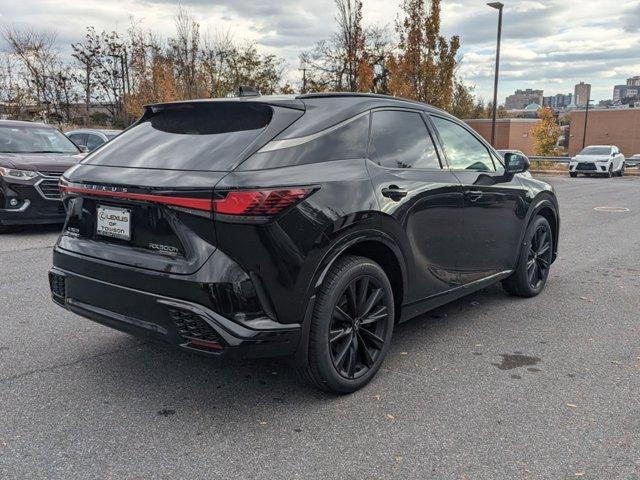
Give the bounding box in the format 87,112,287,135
1,0,639,103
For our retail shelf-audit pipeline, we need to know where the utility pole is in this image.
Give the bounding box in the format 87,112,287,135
487,2,504,147
299,67,307,94
582,95,592,149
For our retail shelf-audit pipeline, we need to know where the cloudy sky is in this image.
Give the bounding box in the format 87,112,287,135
1,0,639,103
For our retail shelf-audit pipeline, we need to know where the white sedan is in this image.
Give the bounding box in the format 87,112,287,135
569,145,625,178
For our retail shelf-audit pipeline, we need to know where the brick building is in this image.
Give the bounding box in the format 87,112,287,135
464,118,539,155
568,109,640,157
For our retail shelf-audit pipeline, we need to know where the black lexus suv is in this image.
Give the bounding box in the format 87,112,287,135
49,93,559,393
1,120,84,230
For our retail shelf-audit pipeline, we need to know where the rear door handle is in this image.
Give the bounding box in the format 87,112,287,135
466,190,483,202
381,186,408,200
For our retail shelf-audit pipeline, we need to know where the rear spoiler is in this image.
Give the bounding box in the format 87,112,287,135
144,97,306,114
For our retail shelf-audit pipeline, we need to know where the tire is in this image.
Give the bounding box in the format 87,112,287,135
300,255,395,394
619,163,625,177
607,164,613,178
502,216,553,298
569,172,577,178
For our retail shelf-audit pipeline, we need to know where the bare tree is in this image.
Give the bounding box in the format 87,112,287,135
71,27,101,124
2,26,59,117
201,30,235,97
301,0,391,93
170,7,202,98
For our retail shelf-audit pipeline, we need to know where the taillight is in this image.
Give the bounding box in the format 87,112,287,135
213,188,310,217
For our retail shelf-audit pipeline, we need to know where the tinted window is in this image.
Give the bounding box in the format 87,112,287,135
369,111,440,169
85,134,105,151
67,133,87,147
241,114,369,170
431,116,495,171
85,103,273,171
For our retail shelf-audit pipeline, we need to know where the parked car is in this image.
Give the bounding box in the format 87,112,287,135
626,154,640,168
49,93,559,393
569,145,625,177
66,129,122,152
0,120,85,231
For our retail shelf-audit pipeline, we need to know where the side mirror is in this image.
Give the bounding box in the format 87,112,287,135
504,152,530,174
79,145,90,153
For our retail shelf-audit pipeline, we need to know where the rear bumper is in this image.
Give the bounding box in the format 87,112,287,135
48,265,301,359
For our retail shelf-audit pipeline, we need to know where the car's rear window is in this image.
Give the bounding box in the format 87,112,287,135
84,103,273,171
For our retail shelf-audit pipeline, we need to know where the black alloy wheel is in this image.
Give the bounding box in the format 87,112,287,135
301,255,395,393
526,223,552,290
502,215,553,297
329,275,390,379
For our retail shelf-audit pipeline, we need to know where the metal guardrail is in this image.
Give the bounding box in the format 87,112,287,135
529,156,639,168
529,156,569,163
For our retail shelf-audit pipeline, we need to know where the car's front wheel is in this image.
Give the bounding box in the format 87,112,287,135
502,215,553,297
569,172,577,178
607,164,614,178
618,162,625,177
301,255,394,394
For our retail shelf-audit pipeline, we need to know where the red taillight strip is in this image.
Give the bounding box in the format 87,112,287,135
60,184,213,212
212,188,309,216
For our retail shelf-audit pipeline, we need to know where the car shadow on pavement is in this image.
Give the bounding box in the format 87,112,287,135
74,282,516,414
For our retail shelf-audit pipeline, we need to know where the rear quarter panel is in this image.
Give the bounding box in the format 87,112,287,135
213,158,381,324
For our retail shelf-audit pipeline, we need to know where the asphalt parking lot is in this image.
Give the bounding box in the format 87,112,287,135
1,174,639,479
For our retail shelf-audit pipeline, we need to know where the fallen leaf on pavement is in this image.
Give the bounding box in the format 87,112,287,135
372,395,381,401
566,403,578,408
386,414,396,420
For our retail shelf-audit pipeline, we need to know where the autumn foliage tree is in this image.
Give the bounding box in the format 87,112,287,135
388,0,460,110
532,107,562,156
1,2,488,127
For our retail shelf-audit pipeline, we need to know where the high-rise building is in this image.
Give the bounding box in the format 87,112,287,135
613,76,640,103
505,89,544,110
627,76,640,87
543,93,573,109
574,82,591,107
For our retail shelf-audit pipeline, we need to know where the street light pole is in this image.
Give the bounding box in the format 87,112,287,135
487,2,503,147
582,95,592,149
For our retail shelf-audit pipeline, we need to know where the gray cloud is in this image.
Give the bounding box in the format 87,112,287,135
620,2,640,32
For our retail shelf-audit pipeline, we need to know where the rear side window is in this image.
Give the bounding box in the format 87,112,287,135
369,110,441,169
68,133,87,147
84,103,273,171
85,134,104,151
240,114,369,170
